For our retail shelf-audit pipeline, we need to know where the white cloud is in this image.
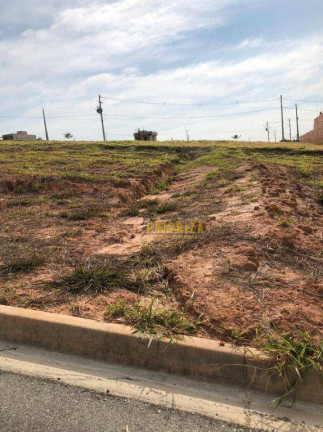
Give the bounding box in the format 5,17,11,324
0,0,241,84
237,38,265,49
0,0,322,141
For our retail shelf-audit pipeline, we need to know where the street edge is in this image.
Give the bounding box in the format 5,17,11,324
0,305,321,404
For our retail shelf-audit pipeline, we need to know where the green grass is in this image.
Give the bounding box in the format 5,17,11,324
57,266,124,294
189,148,238,173
125,199,176,217
134,235,201,266
241,148,322,185
51,264,151,295
150,174,175,193
205,170,219,181
59,207,104,221
217,325,323,406
316,191,323,206
0,141,183,184
220,326,249,345
105,299,203,341
60,267,127,294
0,255,45,274
142,200,177,215
7,198,43,207
133,242,163,268
275,215,295,228
172,190,192,198
138,198,160,208
259,330,322,406
124,205,140,217
190,145,323,187
1,140,321,188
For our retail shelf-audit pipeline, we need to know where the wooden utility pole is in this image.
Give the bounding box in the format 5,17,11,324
295,103,300,141
97,95,106,142
288,118,292,141
266,121,270,142
280,95,285,141
42,109,49,141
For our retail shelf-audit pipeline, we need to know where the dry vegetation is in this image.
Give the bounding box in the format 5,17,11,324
0,140,322,358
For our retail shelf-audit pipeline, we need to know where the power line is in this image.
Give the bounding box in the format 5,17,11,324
0,114,97,119
45,108,96,114
189,128,263,132
0,107,276,120
284,107,318,112
103,107,279,120
297,108,319,112
284,96,323,103
0,104,318,121
0,93,319,144
101,95,279,106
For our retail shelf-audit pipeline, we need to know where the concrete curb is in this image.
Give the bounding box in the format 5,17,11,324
0,305,322,404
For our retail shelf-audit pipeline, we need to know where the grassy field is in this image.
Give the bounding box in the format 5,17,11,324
0,141,185,182
0,140,322,348
1,139,322,400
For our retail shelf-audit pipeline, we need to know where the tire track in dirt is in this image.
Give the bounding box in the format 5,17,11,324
163,162,322,342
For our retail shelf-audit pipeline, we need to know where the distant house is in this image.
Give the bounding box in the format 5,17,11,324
2,131,36,141
300,113,323,144
134,129,157,141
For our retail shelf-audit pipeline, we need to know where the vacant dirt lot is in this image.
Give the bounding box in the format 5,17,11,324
0,140,322,347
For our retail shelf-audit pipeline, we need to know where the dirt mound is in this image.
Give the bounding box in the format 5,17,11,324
161,162,322,342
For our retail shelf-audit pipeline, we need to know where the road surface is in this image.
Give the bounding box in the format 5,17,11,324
0,372,259,432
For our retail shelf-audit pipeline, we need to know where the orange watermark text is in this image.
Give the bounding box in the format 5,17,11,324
147,220,206,235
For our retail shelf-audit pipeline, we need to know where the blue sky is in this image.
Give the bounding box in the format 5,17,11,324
0,0,322,141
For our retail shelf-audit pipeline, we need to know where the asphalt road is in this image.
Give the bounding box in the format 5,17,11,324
0,372,261,432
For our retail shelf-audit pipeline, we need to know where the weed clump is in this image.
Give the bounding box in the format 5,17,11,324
145,201,176,215
316,191,323,206
150,174,175,193
259,329,322,405
52,264,150,295
0,255,45,275
105,299,203,341
275,216,295,228
124,203,140,217
205,170,219,181
219,326,249,345
60,266,123,294
125,199,176,217
60,207,103,221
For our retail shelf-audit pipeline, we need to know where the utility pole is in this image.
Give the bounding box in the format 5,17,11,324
280,95,285,141
265,121,270,142
295,104,300,141
42,109,49,141
96,95,106,141
274,129,277,143
288,118,292,141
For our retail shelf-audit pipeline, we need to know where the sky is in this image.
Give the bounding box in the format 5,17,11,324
0,0,323,141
